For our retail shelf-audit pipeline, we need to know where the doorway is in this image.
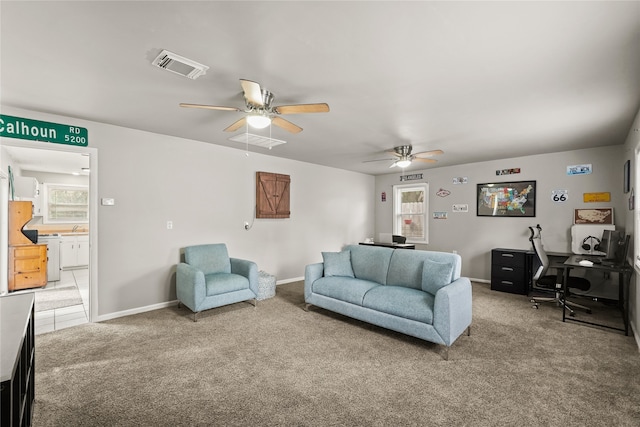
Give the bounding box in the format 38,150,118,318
0,139,98,332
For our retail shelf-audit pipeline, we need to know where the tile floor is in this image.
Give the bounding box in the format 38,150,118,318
34,268,89,335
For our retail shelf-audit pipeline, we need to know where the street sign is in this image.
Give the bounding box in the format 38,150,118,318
0,114,88,146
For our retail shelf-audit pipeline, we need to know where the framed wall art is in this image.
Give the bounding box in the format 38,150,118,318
477,180,536,217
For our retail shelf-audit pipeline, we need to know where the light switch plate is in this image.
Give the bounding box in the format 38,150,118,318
101,198,115,206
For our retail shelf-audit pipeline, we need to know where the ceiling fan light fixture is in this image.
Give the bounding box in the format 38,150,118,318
247,114,271,129
396,159,412,168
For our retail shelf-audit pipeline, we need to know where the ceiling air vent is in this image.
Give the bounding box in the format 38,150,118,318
229,133,287,149
152,50,209,79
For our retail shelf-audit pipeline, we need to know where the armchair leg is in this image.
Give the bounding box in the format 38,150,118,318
193,312,198,322
442,346,449,361
467,325,471,336
249,298,257,308
303,303,312,312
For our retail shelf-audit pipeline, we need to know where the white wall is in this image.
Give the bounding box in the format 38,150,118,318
375,145,625,280
1,106,375,317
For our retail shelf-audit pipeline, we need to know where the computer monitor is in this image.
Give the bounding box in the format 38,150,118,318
599,230,626,260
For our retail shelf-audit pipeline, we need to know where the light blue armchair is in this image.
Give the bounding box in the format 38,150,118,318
177,244,259,321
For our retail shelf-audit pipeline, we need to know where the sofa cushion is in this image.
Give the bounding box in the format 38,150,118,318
312,277,379,306
322,250,355,278
344,245,393,285
205,273,249,296
421,259,454,295
362,285,435,324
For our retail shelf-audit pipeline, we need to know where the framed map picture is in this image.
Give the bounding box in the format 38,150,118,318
477,180,536,217
573,208,613,224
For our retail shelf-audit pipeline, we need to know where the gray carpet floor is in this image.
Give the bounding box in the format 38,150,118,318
34,281,640,426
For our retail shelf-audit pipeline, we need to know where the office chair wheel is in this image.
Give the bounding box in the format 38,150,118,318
570,312,576,317
532,305,539,309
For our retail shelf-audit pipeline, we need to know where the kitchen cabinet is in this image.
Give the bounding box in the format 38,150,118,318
14,177,42,216
8,201,47,291
60,235,89,269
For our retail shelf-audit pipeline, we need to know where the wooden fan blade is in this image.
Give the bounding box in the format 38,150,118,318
413,157,437,163
240,79,264,107
274,103,330,114
179,103,240,112
413,149,444,157
224,117,247,132
271,116,303,133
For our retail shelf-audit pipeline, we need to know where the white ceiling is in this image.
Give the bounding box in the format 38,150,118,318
1,1,639,176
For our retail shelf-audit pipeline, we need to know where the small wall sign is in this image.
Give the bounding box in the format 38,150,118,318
381,192,386,202
400,173,423,182
436,188,451,197
567,164,592,175
496,168,520,176
452,204,469,212
583,192,610,203
551,189,568,203
433,211,448,219
452,177,468,184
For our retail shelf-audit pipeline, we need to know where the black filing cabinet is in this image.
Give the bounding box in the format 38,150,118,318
491,248,534,295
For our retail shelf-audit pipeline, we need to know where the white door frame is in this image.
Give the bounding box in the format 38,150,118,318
0,139,99,322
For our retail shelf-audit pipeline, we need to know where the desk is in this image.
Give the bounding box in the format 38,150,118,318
562,255,632,335
359,242,415,250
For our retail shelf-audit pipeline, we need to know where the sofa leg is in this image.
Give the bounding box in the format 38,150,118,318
252,298,257,308
303,303,312,312
467,325,471,336
442,346,449,361
193,312,198,322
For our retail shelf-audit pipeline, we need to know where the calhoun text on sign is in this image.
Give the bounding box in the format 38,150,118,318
0,114,88,146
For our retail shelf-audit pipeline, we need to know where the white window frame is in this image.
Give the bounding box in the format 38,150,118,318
393,183,429,244
43,183,89,224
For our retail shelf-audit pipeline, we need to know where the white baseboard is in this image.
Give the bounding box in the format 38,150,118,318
94,277,305,322
95,300,179,322
276,276,303,285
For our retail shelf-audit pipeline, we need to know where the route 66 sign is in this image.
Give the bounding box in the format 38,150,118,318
552,189,568,203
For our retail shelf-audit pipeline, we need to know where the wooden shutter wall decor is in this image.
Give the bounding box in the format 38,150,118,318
256,172,291,219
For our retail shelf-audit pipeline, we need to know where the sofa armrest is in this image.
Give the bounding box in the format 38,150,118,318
230,258,259,297
433,277,472,346
176,262,206,312
304,262,324,301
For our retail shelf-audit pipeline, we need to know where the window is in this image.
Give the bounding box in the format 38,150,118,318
393,183,429,244
43,184,89,223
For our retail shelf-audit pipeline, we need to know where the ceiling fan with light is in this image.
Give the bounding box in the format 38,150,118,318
364,145,444,168
180,79,329,134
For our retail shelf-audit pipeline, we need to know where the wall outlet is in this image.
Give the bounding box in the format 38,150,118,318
167,221,173,230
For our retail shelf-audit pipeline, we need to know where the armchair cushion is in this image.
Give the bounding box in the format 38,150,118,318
185,244,231,275
206,273,250,296
322,250,355,278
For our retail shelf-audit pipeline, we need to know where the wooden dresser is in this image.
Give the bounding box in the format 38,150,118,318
8,201,47,292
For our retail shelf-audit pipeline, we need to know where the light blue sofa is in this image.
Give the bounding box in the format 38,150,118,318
304,244,472,359
177,244,258,321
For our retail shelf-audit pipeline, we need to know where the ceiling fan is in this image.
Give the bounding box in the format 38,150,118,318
364,145,444,168
179,79,329,134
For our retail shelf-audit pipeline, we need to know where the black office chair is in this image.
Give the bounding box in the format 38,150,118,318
529,225,591,316
392,235,406,244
